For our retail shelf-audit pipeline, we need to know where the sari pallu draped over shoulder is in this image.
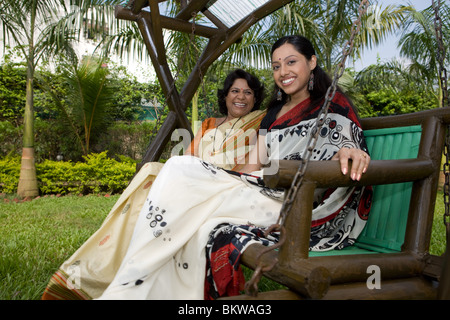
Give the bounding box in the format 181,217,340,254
205,92,373,299
41,110,266,300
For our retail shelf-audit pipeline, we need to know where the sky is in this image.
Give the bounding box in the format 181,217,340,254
353,0,433,70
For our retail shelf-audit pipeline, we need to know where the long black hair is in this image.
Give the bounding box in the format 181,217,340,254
267,35,347,111
217,69,265,115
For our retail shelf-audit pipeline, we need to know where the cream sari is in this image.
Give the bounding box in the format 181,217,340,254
41,110,265,300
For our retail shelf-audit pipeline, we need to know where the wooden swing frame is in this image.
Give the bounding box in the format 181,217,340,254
115,0,450,300
116,0,295,170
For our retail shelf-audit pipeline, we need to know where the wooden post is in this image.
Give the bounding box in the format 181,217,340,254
403,116,445,253
322,277,437,300
278,182,315,263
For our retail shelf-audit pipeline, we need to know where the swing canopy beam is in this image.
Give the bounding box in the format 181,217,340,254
115,0,450,300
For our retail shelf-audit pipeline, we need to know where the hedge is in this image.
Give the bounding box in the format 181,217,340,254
0,152,136,195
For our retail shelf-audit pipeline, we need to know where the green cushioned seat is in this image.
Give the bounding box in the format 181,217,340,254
309,125,422,257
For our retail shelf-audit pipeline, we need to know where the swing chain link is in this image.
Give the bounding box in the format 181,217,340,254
432,0,449,108
432,0,450,240
444,137,450,239
244,0,370,297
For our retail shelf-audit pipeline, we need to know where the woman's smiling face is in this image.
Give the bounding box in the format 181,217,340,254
225,78,255,119
271,43,317,103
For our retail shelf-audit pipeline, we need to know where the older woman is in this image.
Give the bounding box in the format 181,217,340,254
186,68,266,171
42,69,266,300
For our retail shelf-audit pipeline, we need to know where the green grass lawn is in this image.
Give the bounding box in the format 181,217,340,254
0,192,448,300
0,194,120,300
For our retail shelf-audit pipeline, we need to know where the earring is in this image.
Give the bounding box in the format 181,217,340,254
308,73,315,91
277,88,282,101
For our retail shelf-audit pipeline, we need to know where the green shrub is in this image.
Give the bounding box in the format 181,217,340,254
0,119,157,162
0,155,21,194
0,152,135,195
93,121,156,160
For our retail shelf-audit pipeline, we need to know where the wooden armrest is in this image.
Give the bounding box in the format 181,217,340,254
257,157,436,270
240,157,435,298
263,158,435,189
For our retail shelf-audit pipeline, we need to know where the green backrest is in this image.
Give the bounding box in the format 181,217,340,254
354,125,423,253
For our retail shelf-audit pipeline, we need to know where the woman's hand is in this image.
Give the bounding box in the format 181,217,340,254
332,147,370,181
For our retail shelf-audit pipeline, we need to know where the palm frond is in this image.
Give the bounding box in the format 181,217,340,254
63,57,115,153
398,2,450,81
100,21,148,64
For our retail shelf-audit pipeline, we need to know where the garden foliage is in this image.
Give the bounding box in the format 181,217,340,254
0,152,135,195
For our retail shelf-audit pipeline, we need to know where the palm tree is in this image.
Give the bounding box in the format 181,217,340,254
0,0,123,197
40,56,115,156
398,2,450,106
68,57,115,155
1,1,70,197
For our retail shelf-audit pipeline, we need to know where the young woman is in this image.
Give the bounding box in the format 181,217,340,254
205,35,372,299
242,35,369,179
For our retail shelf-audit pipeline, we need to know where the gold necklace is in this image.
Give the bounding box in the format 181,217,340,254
210,116,241,156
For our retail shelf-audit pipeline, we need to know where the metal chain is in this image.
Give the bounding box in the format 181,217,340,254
244,0,370,296
432,0,449,108
432,0,450,240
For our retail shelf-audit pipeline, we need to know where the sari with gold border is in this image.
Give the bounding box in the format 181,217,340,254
41,110,266,300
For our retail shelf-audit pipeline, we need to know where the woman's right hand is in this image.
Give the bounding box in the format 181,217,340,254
332,147,370,181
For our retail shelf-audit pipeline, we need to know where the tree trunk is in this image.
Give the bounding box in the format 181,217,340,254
17,64,39,197
17,0,39,198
